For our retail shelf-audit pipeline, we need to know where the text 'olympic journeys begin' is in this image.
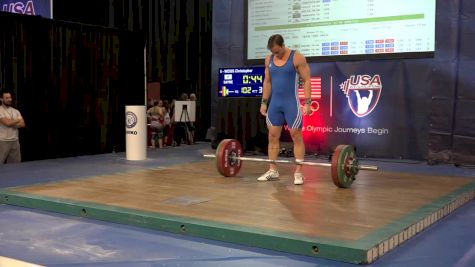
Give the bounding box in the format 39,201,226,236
301,125,390,136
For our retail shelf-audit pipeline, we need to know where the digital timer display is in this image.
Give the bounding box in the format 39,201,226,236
218,67,265,97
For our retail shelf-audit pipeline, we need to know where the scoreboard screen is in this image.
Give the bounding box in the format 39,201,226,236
218,67,265,97
246,0,436,63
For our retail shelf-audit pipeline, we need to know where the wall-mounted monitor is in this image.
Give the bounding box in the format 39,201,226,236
245,0,436,63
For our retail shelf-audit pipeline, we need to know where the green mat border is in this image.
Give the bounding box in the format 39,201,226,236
1,181,474,264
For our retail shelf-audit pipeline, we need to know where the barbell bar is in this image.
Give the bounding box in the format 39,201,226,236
203,139,379,188
203,154,378,171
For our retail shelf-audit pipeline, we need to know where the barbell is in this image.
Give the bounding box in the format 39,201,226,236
203,139,379,188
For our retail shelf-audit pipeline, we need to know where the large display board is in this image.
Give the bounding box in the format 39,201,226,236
218,67,265,97
246,0,436,63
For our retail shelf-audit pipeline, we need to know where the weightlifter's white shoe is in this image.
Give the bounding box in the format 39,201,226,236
294,172,304,185
257,169,279,181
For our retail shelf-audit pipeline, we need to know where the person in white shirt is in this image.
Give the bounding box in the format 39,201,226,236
0,91,25,164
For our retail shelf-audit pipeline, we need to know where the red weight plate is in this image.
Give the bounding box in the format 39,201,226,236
215,139,243,177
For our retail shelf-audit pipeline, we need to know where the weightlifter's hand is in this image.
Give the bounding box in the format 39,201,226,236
260,104,268,116
303,103,312,115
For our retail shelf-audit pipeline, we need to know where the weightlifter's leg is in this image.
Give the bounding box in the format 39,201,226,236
257,125,282,181
268,125,282,171
290,128,305,185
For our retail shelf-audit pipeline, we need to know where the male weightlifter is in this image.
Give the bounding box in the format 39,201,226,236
258,34,312,185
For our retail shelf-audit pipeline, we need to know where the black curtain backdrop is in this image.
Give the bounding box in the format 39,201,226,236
54,0,213,139
0,12,144,161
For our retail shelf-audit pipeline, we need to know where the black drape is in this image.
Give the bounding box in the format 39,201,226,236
0,12,144,161
53,0,213,139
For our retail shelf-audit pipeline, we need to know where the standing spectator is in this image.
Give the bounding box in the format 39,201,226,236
167,99,176,146
180,93,189,101
188,93,198,143
162,100,171,147
0,91,25,164
147,100,165,149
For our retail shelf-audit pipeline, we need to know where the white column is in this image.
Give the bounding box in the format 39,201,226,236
125,105,147,160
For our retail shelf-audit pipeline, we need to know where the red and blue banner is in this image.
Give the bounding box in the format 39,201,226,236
0,0,52,18
274,60,431,159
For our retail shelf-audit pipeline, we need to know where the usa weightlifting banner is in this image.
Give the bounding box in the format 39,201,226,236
0,0,52,18
278,60,431,160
